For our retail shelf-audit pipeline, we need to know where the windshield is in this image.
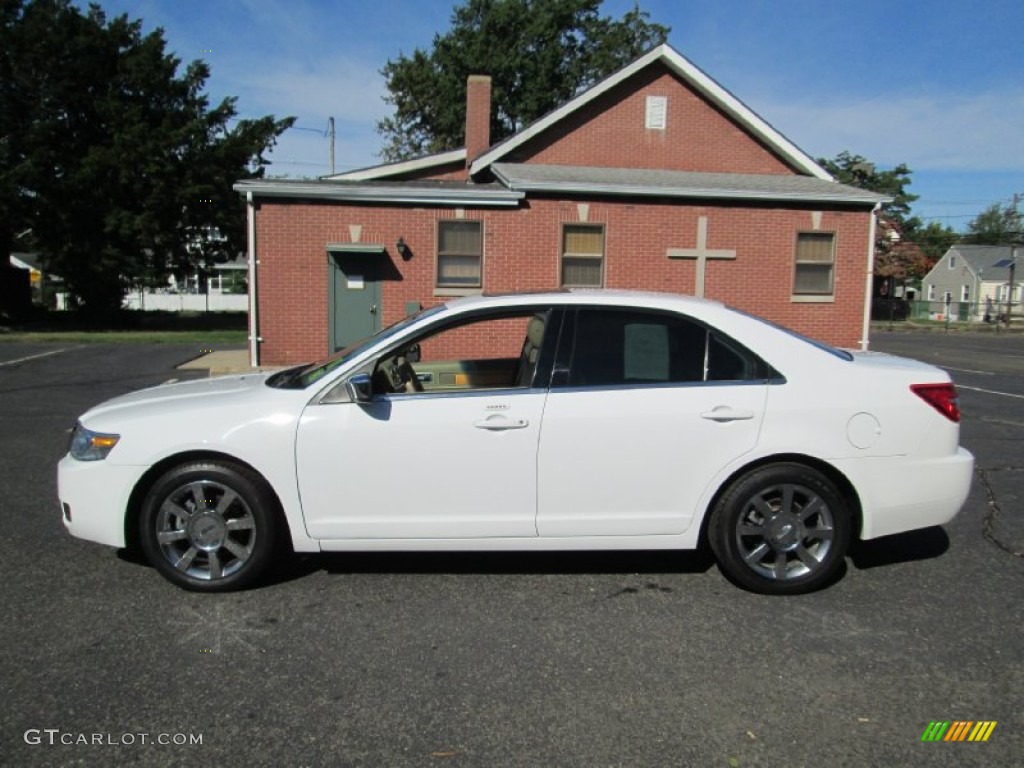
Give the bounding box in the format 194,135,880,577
266,304,446,389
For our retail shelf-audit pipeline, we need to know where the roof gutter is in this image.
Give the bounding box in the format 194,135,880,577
233,180,523,208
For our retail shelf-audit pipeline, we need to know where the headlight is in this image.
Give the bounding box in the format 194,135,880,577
68,423,121,461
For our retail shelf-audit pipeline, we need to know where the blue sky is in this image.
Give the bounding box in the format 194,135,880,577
81,0,1022,229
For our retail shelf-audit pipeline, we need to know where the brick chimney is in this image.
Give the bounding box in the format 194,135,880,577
465,75,492,175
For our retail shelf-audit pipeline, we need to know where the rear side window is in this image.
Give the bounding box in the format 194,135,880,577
565,309,769,387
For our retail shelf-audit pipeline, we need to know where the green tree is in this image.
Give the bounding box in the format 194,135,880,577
818,150,959,275
911,219,959,264
818,151,918,226
0,0,293,313
377,0,669,161
963,200,1023,245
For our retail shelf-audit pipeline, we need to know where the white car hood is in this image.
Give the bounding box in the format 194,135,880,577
81,373,273,422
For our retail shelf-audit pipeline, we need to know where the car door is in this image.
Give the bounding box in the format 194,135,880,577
536,307,770,537
295,308,556,540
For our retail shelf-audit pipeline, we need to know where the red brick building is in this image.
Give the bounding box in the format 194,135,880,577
234,45,886,366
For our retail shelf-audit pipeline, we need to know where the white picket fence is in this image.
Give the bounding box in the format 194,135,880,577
122,291,249,312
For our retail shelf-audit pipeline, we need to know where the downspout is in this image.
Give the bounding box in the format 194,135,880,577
246,191,259,367
859,203,881,351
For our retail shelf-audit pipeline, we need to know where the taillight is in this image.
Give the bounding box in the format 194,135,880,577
911,383,961,423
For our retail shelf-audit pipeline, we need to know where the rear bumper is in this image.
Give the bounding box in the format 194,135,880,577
836,447,974,540
57,455,144,549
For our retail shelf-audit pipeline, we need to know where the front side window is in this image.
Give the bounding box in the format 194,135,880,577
269,305,446,389
564,309,769,388
962,284,971,302
374,309,553,395
561,224,604,288
793,232,835,296
437,220,482,289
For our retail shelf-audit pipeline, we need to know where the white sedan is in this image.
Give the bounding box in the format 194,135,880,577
58,291,973,594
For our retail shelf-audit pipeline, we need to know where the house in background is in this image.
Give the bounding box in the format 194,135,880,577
234,44,888,367
3,253,38,317
9,252,42,285
921,245,1021,322
122,255,249,312
8,251,247,313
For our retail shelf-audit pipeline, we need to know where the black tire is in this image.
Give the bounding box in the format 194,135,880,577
709,463,851,595
139,461,279,592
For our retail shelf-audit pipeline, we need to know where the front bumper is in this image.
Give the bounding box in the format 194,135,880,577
57,455,146,549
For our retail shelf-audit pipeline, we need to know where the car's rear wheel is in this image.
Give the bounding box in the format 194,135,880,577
139,461,278,591
709,463,851,594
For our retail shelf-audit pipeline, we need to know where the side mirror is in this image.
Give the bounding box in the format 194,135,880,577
345,373,373,404
405,343,421,364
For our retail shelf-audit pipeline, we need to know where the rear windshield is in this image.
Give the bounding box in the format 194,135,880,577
731,307,854,361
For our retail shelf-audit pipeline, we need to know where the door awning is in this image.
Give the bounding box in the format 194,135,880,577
326,243,387,254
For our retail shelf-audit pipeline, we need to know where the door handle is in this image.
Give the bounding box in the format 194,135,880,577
473,415,529,430
700,406,755,423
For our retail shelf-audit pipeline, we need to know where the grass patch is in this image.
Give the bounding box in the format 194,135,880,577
0,308,248,343
0,329,248,344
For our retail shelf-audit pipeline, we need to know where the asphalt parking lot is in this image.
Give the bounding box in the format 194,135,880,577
0,333,1021,767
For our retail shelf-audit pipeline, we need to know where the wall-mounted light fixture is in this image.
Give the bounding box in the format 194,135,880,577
396,237,413,261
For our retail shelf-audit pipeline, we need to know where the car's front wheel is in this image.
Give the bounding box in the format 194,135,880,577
139,461,279,591
709,463,851,595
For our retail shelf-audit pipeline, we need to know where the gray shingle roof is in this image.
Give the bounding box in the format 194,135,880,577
946,245,1020,281
490,163,889,206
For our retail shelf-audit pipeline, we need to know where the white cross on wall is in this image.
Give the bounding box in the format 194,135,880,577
666,216,737,298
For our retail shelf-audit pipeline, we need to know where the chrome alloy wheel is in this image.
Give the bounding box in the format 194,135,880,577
155,479,257,581
733,482,835,581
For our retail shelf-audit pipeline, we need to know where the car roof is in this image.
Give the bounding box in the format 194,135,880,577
445,289,723,313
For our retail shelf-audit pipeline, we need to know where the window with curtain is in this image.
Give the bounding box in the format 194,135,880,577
437,220,483,288
793,232,835,295
561,224,605,288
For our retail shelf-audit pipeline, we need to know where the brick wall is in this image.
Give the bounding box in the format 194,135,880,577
253,198,870,365
505,64,795,175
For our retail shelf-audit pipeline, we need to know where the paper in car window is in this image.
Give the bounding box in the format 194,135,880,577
624,323,669,381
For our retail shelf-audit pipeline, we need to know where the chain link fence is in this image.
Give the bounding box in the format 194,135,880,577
873,297,1020,327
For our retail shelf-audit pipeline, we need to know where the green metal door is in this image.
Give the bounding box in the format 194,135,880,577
328,251,381,353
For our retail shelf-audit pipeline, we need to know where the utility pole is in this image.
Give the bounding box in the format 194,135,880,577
1011,194,1021,327
1008,246,1017,328
328,117,335,175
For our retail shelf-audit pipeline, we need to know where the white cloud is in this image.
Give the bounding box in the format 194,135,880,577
758,87,1024,172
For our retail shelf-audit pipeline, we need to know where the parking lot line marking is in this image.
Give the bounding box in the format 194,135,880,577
959,385,1024,400
939,365,995,376
981,416,1024,429
0,348,68,367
